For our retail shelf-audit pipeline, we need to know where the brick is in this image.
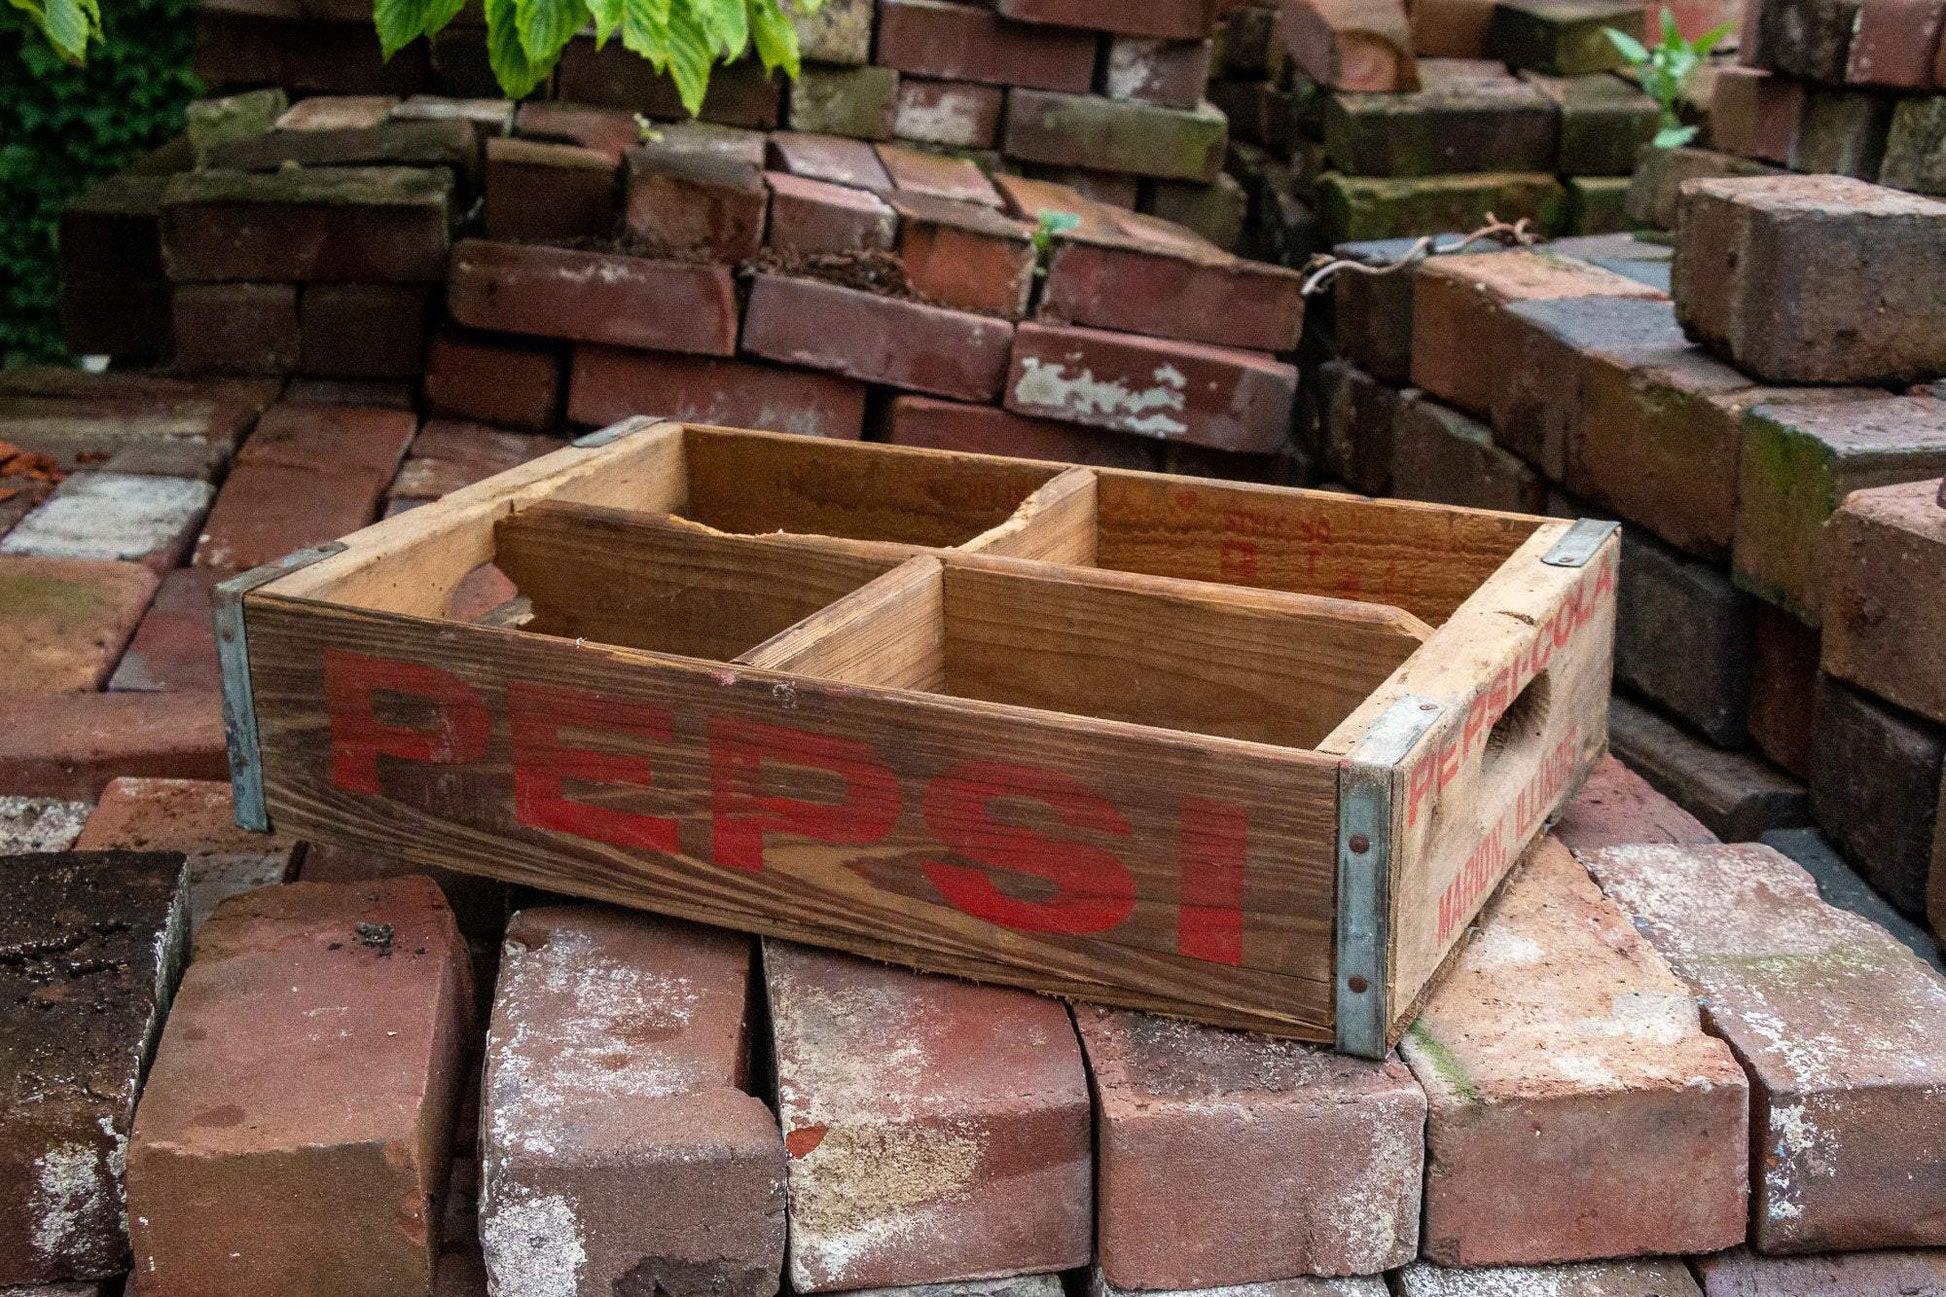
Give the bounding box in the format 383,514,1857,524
889,194,1037,317
205,118,477,179
1675,177,1946,385
1710,66,1805,166
447,239,740,356
1757,0,1862,80
788,65,901,140
195,15,431,97
1762,826,1946,974
0,556,157,694
512,102,641,161
1318,171,1567,242
1004,91,1228,182
106,568,222,694
555,39,781,128
876,0,1096,93
742,273,1015,401
993,173,1127,237
1551,753,1719,852
483,137,617,243
1317,358,1399,495
391,420,562,502
298,283,429,379
1219,4,1284,75
0,851,187,1286
1823,479,1946,728
391,94,516,140
1404,837,1749,1265
0,690,226,796
1607,694,1811,841
1144,172,1249,251
766,943,1090,1292
0,795,91,853
1881,98,1946,195
1409,0,1500,54
128,878,472,1297
1398,1260,1703,1295
75,776,300,931
1325,61,1559,176
768,132,893,190
1585,841,1946,1251
1411,250,1664,420
171,283,299,376
1732,395,1946,623
1096,1274,1382,1297
1748,604,1820,779
1808,674,1942,918
1616,528,1758,746
1082,1007,1422,1286
1020,165,1145,209
183,87,287,161
1390,391,1546,513
997,0,1219,38
277,95,401,131
482,907,782,1297
1789,86,1895,179
1486,0,1643,72
298,841,509,941
60,173,174,362
1005,320,1297,452
765,172,899,256
1,473,212,574
1624,144,1781,231
1327,235,1483,382
161,166,451,283
1040,219,1306,352
424,332,565,432
1106,38,1216,108
569,346,869,439
193,448,396,571
875,143,1002,206
637,120,780,170
281,376,418,410
1522,71,1660,174
1696,1247,1946,1296
793,0,874,63
241,400,418,482
1280,0,1419,90
892,79,1005,148
882,394,1161,469
624,149,767,261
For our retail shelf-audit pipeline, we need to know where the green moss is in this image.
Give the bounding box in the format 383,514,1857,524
1404,1021,1481,1106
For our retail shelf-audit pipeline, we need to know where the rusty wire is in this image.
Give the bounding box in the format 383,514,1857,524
1297,215,1544,297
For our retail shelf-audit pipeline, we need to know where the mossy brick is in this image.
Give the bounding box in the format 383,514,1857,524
1606,695,1811,841
1519,72,1658,174
274,95,399,132
1399,1261,1703,1296
996,0,1219,38
793,0,874,64
1403,838,1748,1267
1732,395,1946,624
1756,0,1861,81
893,79,1006,149
1809,674,1943,919
1564,176,1632,233
1674,176,1946,385
1584,841,1946,1252
483,137,617,244
1324,61,1559,176
1390,391,1546,513
1485,0,1645,73
1616,527,1759,746
183,88,287,162
1710,66,1805,166
1106,37,1216,109
1003,90,1229,183
1879,97,1946,195
1789,86,1895,179
204,118,478,182
1823,478,1946,728
787,65,900,140
0,556,159,695
1144,173,1249,251
1623,144,1781,230
0,850,188,1286
1317,171,1566,242
160,166,453,283
875,0,1099,93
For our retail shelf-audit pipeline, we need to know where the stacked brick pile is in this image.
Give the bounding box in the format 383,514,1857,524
1317,172,1946,939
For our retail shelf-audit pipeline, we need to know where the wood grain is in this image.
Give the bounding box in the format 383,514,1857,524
738,556,948,692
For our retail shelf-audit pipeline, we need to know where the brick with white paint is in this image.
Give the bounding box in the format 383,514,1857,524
0,473,213,573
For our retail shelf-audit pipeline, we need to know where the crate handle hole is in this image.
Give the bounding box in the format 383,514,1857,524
1485,670,1552,767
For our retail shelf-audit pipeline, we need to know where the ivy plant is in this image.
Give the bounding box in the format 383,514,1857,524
1605,7,1733,149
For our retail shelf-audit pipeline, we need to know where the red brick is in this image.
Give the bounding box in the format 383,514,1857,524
127,878,473,1297
1040,220,1306,352
892,78,1005,148
1404,838,1749,1267
1551,755,1718,854
767,133,887,192
1006,320,1295,451
447,239,739,356
1023,164,1143,209
742,273,1015,401
623,148,767,261
1106,37,1215,108
512,101,640,161
1081,1006,1423,1287
997,0,1220,38
1279,0,1418,89
765,172,899,257
298,283,429,379
1696,1248,1946,1296
160,166,452,283
202,118,478,177
568,345,869,439
766,943,1090,1292
882,394,1161,469
298,841,509,941
424,332,564,432
1,472,214,574
0,690,227,800
481,908,783,1297
0,556,157,694
1096,1274,1385,1297
1400,1260,1703,1295
875,143,1002,206
557,38,783,128
1710,65,1804,164
1584,841,1946,1252
0,850,188,1286
483,137,617,244
1002,91,1229,182
875,0,1099,92
1808,674,1941,919
889,194,1036,317
192,463,385,570
75,776,300,931
392,420,563,502
1391,391,1546,513
1821,478,1946,729
1748,604,1820,780
1846,0,1946,86
994,173,1127,238
172,283,299,376
238,401,417,482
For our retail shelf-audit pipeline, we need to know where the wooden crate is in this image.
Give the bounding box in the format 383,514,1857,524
217,419,1618,1056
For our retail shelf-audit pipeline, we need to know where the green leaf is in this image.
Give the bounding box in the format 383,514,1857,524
587,0,623,45
514,0,586,65
698,0,749,59
485,0,553,97
747,0,800,76
1660,6,1680,43
664,1,716,114
38,0,94,62
621,0,672,62
1691,18,1734,55
375,0,430,57
1654,122,1699,148
1604,27,1650,64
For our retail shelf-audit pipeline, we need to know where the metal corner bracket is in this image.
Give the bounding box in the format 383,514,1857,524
1541,518,1620,568
1335,695,1443,1059
572,415,671,448
215,541,347,834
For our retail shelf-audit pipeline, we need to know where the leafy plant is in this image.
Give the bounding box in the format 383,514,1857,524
1605,7,1733,149
1031,210,1079,278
